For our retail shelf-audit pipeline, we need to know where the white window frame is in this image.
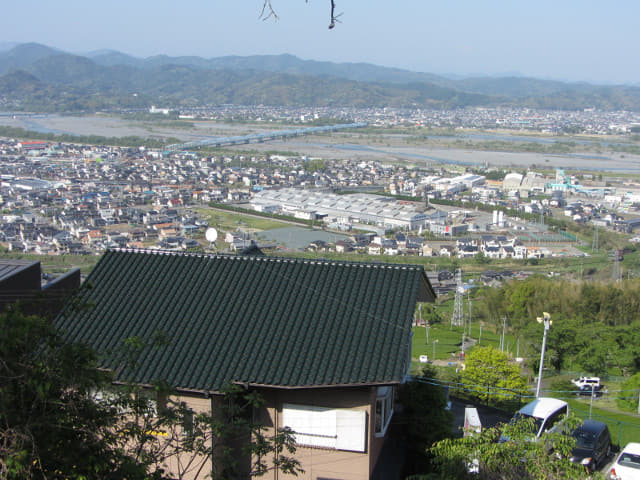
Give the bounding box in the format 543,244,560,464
374,386,394,437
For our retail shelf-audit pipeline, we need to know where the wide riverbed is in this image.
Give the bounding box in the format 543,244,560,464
2,114,639,173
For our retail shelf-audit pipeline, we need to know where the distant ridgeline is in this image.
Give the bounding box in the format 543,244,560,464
1,43,640,111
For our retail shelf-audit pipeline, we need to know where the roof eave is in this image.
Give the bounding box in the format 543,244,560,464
234,380,403,390
418,270,437,303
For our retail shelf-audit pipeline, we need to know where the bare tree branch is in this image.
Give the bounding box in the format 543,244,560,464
260,0,278,21
260,1,342,29
328,0,343,29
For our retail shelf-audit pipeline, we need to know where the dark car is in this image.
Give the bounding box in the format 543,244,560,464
577,384,606,398
569,419,612,471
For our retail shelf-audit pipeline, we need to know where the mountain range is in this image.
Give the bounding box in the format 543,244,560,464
1,42,640,112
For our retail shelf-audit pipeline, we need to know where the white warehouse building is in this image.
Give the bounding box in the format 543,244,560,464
251,188,431,231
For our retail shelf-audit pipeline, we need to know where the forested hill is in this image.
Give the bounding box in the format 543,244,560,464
2,42,640,112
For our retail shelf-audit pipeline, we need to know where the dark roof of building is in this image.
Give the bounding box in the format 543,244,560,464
0,259,39,283
56,249,434,393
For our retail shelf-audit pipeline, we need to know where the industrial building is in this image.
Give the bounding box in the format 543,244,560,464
251,188,431,231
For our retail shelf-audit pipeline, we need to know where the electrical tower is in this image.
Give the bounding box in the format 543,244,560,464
451,269,464,327
613,249,621,283
592,225,599,252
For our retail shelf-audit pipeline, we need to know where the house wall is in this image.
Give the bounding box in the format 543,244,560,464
157,393,215,480
148,385,394,480
257,386,387,480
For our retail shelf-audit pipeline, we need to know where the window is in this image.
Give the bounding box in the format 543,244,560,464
543,406,568,433
282,404,367,452
619,453,640,469
374,386,394,437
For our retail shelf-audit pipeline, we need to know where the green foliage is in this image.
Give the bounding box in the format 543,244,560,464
398,366,454,476
474,251,491,265
304,159,327,173
430,415,600,480
459,346,529,407
0,307,152,479
113,382,302,480
417,303,443,326
473,276,640,377
549,379,579,396
616,373,640,412
0,309,301,480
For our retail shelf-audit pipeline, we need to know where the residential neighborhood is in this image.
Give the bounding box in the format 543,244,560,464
2,131,640,264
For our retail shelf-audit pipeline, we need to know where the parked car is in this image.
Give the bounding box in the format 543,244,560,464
569,419,612,472
609,442,640,479
500,397,569,442
577,384,606,398
572,376,601,389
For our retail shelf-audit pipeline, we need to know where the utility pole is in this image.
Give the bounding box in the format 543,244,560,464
452,269,464,327
535,313,552,398
467,292,473,337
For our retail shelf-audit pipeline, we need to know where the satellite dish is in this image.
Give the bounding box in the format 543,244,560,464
205,227,218,243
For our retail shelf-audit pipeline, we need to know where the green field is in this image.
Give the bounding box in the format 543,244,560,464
193,207,294,232
411,322,515,370
0,251,100,275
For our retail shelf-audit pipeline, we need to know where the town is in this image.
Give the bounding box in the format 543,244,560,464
1,119,640,268
3,85,640,480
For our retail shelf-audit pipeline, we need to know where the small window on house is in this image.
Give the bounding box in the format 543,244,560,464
374,386,394,437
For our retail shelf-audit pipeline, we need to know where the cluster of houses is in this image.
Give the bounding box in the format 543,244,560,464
309,232,548,260
2,205,207,255
173,104,640,135
3,135,640,258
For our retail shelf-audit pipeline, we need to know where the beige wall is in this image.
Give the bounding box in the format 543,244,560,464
256,386,388,480
156,393,214,480
158,385,392,480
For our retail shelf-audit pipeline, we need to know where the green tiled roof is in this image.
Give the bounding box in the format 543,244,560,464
56,249,435,392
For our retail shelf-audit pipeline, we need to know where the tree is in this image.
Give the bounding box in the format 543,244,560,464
474,251,491,264
304,158,327,174
115,381,302,480
459,346,529,407
398,366,454,476
616,373,640,412
429,415,600,480
0,308,151,479
0,309,301,479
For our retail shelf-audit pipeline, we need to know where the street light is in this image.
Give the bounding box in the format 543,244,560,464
535,312,552,398
433,339,439,362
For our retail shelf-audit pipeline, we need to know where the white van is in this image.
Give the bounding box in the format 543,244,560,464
504,397,570,440
571,376,601,389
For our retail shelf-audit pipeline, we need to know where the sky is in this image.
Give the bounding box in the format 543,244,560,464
3,0,639,85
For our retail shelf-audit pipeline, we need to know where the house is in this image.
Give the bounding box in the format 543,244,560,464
367,242,382,255
439,245,455,257
55,249,435,480
335,240,354,253
0,259,80,318
422,244,436,257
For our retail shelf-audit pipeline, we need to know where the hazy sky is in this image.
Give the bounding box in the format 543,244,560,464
3,0,638,84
